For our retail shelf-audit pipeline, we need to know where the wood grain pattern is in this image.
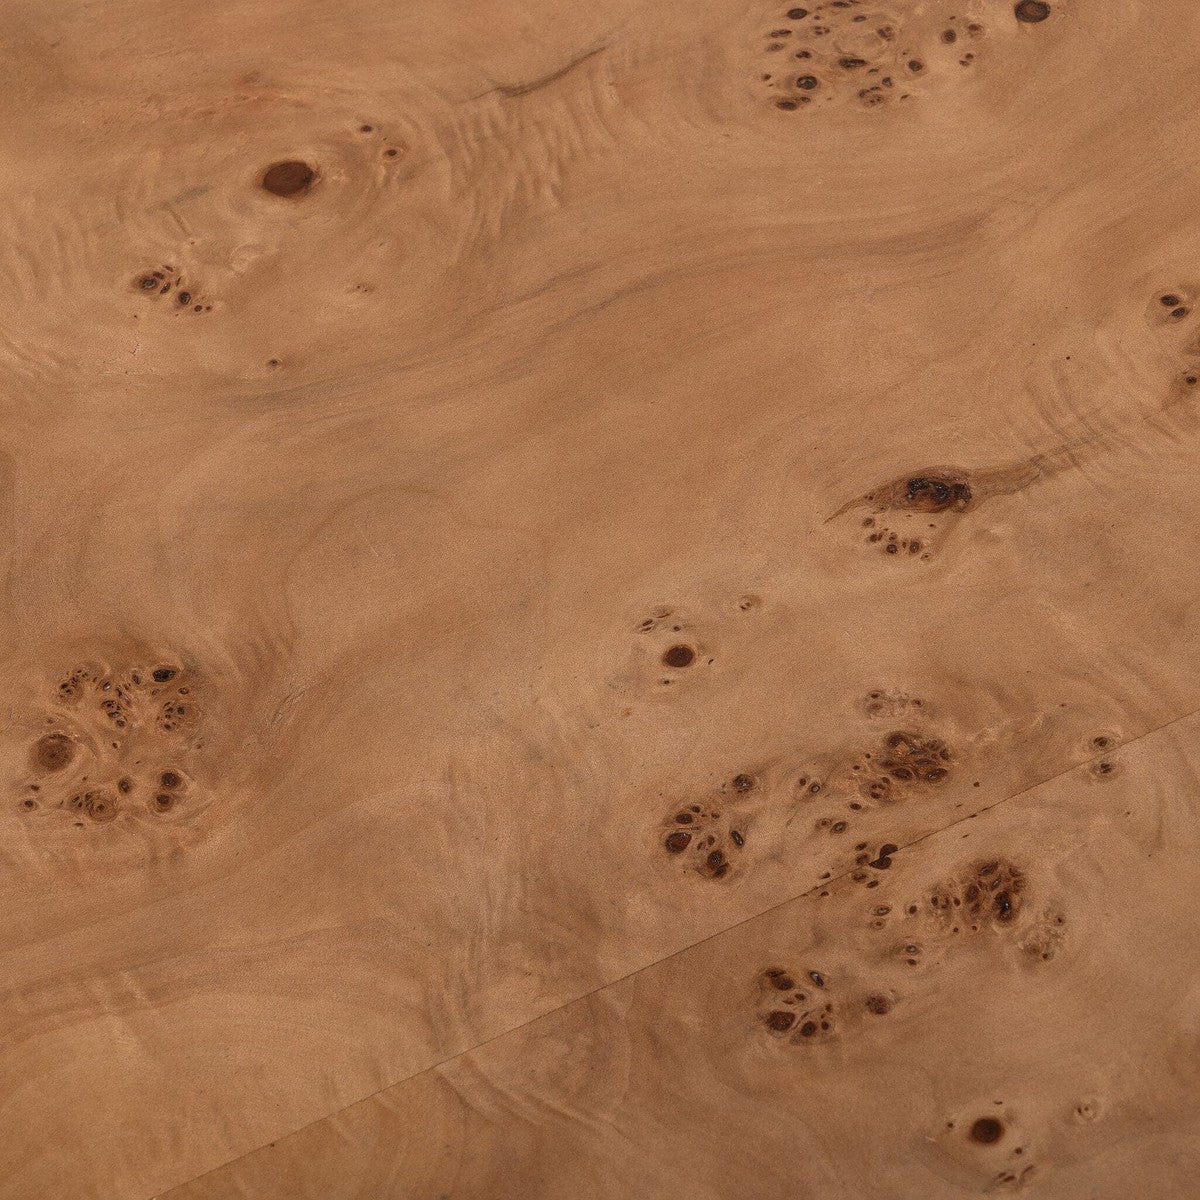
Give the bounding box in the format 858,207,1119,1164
165,711,1200,1200
1,0,1198,1196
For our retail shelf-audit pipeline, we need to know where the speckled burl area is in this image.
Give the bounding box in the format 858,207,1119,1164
2,0,1199,1197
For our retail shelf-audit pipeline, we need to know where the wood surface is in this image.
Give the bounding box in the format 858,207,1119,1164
2,0,1199,1196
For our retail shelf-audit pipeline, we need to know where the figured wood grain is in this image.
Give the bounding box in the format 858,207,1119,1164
1,0,1199,1197
163,710,1200,1200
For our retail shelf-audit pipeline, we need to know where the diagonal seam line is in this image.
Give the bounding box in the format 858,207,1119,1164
157,700,1200,1198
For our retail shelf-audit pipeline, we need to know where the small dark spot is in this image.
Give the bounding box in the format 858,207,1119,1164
261,160,317,197
941,29,956,42
787,5,808,15
83,790,118,823
385,148,399,157
832,821,847,833
665,831,691,853
766,1010,796,1031
1014,0,1050,21
865,994,892,1015
776,98,799,109
663,645,695,668
970,1117,1005,1144
707,850,726,870
796,74,818,89
908,59,924,71
904,477,972,512
152,667,177,682
839,56,868,68
359,124,373,132
139,275,158,290
1172,306,1189,319
117,777,133,794
809,971,825,987
177,291,192,306
994,891,1014,921
732,773,756,793
1161,294,1182,307
160,770,183,790
731,830,745,847
799,1021,817,1037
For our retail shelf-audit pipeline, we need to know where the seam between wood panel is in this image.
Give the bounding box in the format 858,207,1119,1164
157,700,1200,1199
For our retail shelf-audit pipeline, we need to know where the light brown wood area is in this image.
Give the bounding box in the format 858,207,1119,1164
2,0,1199,1196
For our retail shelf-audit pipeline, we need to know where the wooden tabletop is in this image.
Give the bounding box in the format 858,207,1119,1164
2,0,1198,1196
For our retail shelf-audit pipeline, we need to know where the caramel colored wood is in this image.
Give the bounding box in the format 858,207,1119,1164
165,712,1200,1200
2,0,1199,1197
